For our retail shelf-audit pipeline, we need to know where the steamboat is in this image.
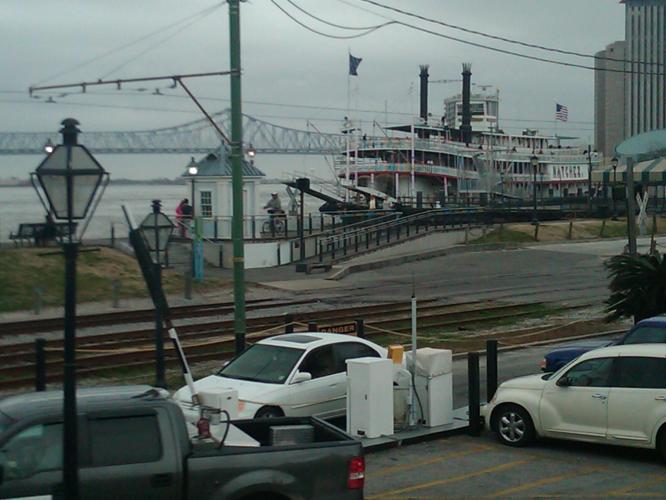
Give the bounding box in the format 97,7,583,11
334,64,601,207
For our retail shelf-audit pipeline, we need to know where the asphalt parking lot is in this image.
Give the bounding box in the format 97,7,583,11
365,432,666,499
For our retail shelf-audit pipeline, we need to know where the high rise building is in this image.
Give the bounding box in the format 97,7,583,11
595,1,666,156
595,41,627,158
624,0,666,137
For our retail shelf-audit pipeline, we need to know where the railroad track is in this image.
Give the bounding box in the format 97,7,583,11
0,299,582,391
0,297,319,337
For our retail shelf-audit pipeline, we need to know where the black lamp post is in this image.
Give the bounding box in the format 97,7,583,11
294,177,309,272
188,158,198,220
530,155,539,224
31,118,108,500
611,157,619,221
139,200,174,388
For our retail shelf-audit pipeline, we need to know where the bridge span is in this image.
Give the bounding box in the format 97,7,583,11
0,109,346,156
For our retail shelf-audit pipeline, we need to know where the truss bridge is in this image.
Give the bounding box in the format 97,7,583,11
0,109,346,156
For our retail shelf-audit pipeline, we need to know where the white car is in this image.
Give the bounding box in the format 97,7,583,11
174,332,387,420
481,344,666,459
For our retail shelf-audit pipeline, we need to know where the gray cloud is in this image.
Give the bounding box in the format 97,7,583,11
1,0,625,178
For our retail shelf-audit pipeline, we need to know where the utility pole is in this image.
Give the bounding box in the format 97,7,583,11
229,0,246,354
587,145,593,214
626,157,638,255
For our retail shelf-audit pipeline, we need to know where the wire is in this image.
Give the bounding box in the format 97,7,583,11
356,0,663,69
335,0,666,77
99,6,222,79
284,0,396,31
270,0,385,39
33,2,224,86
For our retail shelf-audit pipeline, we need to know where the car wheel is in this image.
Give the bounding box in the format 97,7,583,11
255,406,284,419
658,426,666,462
493,404,535,447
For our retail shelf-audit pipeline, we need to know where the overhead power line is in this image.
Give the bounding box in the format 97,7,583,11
269,0,390,39
285,0,394,30
324,0,666,77
33,2,224,86
356,0,662,69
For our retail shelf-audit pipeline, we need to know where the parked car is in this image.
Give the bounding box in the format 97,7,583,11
174,332,387,420
540,315,666,372
482,344,666,460
0,385,365,500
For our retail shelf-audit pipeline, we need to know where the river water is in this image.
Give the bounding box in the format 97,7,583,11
0,182,326,243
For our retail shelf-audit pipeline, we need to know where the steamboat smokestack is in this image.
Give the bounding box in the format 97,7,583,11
419,64,429,124
461,63,472,144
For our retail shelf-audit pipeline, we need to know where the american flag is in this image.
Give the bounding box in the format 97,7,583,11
555,103,568,122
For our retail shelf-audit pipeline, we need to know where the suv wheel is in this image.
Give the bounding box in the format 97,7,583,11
493,404,535,447
658,426,666,461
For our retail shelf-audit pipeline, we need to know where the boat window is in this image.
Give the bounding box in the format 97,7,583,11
218,344,305,384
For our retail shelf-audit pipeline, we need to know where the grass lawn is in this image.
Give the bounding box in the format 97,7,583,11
0,247,231,313
471,217,665,244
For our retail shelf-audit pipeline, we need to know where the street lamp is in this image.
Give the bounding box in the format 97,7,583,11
246,143,256,159
43,138,54,154
611,157,619,221
31,118,108,500
530,155,539,224
140,199,174,389
187,157,198,219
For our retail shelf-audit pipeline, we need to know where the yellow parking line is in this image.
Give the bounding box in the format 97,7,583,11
371,444,491,477
484,467,599,498
366,459,528,499
604,475,666,496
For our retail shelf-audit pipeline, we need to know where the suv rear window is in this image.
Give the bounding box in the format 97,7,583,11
615,357,666,389
623,326,666,344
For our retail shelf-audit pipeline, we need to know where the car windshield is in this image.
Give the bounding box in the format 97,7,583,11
0,412,13,437
217,344,305,384
623,325,666,345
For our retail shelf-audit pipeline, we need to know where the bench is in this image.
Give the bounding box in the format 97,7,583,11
305,262,332,274
10,222,78,247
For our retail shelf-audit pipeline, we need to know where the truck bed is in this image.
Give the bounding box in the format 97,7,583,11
187,417,363,500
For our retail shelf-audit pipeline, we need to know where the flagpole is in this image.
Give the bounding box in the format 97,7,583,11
345,50,351,201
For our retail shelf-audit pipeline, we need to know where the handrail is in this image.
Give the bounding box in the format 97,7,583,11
321,208,470,244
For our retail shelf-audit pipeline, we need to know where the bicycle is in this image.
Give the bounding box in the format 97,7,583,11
261,210,286,236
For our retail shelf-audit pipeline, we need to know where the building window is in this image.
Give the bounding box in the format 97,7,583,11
200,191,212,217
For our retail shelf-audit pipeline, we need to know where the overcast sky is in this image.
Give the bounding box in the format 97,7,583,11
1,0,626,179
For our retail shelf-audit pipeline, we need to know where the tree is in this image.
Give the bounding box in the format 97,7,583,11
605,252,666,323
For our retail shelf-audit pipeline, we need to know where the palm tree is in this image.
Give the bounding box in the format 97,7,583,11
605,252,666,323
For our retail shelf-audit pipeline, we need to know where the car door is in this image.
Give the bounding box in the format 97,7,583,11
284,345,342,418
0,421,64,499
540,356,614,441
607,356,666,445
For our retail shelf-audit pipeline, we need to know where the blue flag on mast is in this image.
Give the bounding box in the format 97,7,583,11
349,54,362,76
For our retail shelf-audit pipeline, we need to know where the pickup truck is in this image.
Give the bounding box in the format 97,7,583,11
540,314,666,372
0,385,364,500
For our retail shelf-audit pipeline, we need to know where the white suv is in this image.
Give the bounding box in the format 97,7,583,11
481,344,666,459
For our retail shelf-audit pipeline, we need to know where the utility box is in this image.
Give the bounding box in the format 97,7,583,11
406,348,453,427
346,357,393,438
198,388,239,421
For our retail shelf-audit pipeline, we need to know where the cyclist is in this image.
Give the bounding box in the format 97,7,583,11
263,192,285,233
